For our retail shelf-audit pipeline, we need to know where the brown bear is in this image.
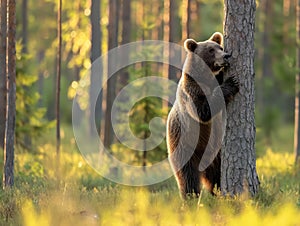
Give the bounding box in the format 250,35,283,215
166,32,239,199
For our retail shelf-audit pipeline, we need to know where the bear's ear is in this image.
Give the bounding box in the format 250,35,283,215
184,39,197,52
209,32,223,46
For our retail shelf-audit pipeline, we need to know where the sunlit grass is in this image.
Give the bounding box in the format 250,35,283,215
1,124,300,225
257,148,294,176
18,187,300,226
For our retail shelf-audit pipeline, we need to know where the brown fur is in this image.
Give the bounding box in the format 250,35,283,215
167,32,239,199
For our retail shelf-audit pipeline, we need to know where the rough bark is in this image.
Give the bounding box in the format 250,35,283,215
221,0,260,196
90,0,102,134
104,0,119,148
3,0,16,188
294,0,300,165
0,0,7,150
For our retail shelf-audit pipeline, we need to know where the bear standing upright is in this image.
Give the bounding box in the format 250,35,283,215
166,32,239,199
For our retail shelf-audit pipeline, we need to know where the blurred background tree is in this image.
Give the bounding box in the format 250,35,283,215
0,0,7,150
294,0,300,165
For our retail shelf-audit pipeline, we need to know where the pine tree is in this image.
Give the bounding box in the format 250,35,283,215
221,0,260,196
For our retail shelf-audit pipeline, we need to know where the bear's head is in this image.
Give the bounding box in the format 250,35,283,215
184,32,231,75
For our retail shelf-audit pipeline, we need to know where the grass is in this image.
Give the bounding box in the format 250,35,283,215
0,124,300,226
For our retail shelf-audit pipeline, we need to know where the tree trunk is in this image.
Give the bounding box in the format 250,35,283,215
181,0,191,64
294,0,300,165
168,0,180,82
0,0,7,150
56,0,62,158
22,0,31,148
21,0,27,53
90,0,102,134
283,0,291,17
260,0,275,144
120,0,131,80
37,50,45,107
118,0,131,88
221,0,260,196
261,0,273,85
162,0,170,110
283,0,291,47
3,0,16,189
181,0,191,41
121,0,131,44
150,0,162,40
104,0,119,148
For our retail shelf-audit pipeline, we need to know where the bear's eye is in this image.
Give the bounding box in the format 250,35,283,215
209,48,214,53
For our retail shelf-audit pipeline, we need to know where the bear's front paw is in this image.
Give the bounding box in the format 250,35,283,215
224,76,239,95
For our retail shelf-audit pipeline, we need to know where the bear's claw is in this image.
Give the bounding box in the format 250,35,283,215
224,76,239,95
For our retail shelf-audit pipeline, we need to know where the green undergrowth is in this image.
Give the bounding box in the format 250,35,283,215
0,125,299,225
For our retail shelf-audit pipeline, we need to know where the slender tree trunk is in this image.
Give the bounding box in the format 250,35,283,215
118,0,131,88
283,0,291,17
283,0,291,47
37,50,45,107
163,0,170,45
181,0,191,64
56,0,62,158
163,0,180,108
181,0,191,41
151,0,162,40
142,102,149,172
189,0,200,38
261,0,273,83
21,0,27,53
195,1,201,38
22,0,31,148
221,0,260,196
90,0,102,134
294,0,300,165
3,0,16,189
169,0,180,82
162,0,170,110
104,0,119,148
261,0,275,144
114,0,131,147
0,0,7,150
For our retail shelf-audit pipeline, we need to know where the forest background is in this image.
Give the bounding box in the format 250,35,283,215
0,0,299,225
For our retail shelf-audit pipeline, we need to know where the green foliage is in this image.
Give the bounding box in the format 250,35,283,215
199,0,224,37
15,42,54,149
111,44,168,166
254,0,297,143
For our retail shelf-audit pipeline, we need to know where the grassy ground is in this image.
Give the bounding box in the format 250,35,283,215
0,124,299,226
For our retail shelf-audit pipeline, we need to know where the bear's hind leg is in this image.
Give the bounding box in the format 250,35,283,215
201,152,221,195
175,160,201,199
